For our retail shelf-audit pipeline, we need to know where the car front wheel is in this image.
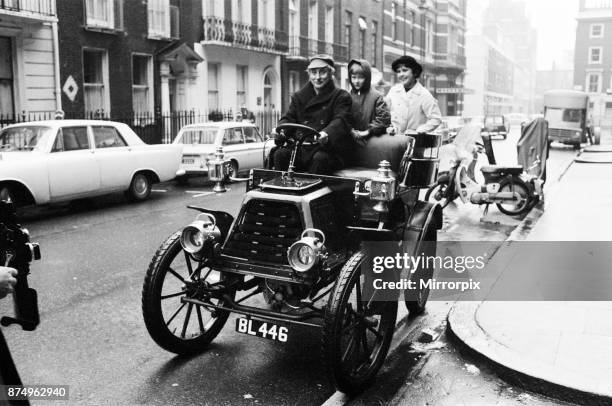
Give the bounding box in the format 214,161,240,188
127,172,152,202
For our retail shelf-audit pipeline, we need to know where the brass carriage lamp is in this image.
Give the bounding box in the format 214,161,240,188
287,228,327,274
207,146,229,193
370,160,396,213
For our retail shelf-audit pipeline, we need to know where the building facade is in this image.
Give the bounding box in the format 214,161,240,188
574,0,612,130
0,0,60,122
57,0,203,120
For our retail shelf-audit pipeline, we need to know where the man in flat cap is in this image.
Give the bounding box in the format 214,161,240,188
386,55,441,134
273,54,353,175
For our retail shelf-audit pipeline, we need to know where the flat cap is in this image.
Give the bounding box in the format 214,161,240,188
307,54,335,69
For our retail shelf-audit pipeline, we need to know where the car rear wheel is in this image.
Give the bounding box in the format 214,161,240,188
127,172,152,202
322,251,398,395
0,186,15,204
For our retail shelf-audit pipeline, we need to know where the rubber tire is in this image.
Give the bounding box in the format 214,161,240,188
495,178,531,216
127,172,152,202
224,161,238,182
405,223,437,316
0,185,17,206
322,251,398,395
142,231,233,355
424,183,453,209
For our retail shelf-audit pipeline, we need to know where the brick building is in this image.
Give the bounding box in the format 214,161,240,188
57,0,203,120
0,0,60,121
574,0,612,131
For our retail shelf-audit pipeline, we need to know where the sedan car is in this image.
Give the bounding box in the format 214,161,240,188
172,121,270,182
483,116,508,139
0,120,182,207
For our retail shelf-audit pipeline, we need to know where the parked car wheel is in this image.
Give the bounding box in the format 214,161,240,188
142,231,235,355
322,251,398,395
0,185,16,205
405,222,437,316
496,178,531,215
127,172,152,202
224,160,239,181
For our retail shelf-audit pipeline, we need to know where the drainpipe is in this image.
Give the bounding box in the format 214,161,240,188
51,19,62,112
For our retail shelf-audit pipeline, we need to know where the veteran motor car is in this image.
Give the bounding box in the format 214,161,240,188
0,120,182,207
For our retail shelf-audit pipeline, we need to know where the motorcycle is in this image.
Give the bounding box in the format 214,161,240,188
141,124,443,394
425,118,548,216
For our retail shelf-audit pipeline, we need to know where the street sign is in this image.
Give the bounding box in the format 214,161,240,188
436,87,475,94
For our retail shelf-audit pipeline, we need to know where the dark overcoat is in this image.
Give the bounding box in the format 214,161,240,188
279,79,354,153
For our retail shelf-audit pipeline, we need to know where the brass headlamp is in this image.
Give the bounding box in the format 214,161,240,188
180,213,222,258
287,228,327,274
369,160,396,213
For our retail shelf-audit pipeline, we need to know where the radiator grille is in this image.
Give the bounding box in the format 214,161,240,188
223,200,302,265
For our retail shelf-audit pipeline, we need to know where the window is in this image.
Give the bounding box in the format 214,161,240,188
92,126,127,148
589,47,602,63
308,0,318,53
289,0,300,37
590,23,604,38
53,127,90,152
391,2,397,41
371,20,378,66
325,6,334,44
243,127,262,143
587,73,601,92
83,49,108,116
206,0,224,17
132,55,153,115
0,36,14,116
223,128,244,145
170,5,179,38
409,11,414,46
208,63,220,110
236,65,248,109
148,0,170,38
258,0,274,29
358,17,367,59
345,10,352,57
85,0,123,29
426,19,433,54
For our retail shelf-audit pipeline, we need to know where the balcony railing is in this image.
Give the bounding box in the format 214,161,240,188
0,0,56,17
203,16,287,53
288,35,348,62
434,52,466,68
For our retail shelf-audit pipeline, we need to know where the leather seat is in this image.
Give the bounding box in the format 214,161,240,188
480,165,523,175
334,134,409,179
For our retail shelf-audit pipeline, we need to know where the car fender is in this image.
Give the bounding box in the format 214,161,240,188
128,144,182,183
0,159,50,204
402,200,443,257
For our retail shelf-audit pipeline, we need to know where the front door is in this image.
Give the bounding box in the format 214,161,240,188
0,36,14,119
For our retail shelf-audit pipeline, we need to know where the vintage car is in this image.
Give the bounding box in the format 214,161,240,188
0,120,183,207
482,116,508,139
142,123,443,394
172,121,272,183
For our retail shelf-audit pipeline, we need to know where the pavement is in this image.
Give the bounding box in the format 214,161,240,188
446,134,612,405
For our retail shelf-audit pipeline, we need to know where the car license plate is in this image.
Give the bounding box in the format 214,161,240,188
182,158,195,164
235,317,288,342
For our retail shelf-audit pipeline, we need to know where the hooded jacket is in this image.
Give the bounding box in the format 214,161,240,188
279,78,354,153
348,59,391,136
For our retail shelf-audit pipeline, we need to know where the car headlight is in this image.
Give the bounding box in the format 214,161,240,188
287,229,326,274
180,213,221,257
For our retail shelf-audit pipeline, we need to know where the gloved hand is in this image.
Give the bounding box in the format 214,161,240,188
272,129,287,146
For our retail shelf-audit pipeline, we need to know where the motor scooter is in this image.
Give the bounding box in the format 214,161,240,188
426,118,548,216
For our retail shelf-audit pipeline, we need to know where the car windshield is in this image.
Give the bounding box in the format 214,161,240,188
177,128,218,144
545,108,582,126
0,126,53,151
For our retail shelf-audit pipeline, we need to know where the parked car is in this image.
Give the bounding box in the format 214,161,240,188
0,120,182,207
436,116,463,144
483,116,508,139
172,121,271,183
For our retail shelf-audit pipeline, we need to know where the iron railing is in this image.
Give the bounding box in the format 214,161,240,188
203,16,288,53
0,0,55,17
0,109,282,145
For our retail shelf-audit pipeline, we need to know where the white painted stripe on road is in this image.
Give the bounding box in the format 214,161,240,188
152,189,167,193
193,192,214,198
321,391,349,406
185,190,208,194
